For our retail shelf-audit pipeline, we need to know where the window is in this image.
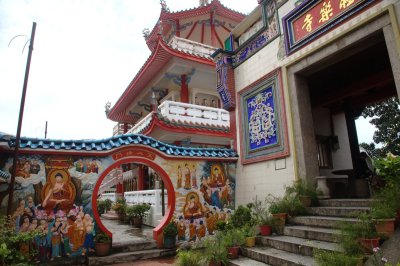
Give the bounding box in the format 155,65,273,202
316,135,333,169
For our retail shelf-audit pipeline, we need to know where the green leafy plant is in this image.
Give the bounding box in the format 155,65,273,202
267,195,288,214
314,249,363,266
241,224,256,238
94,231,111,243
0,215,42,266
97,198,113,214
223,228,245,247
231,205,253,228
163,221,178,237
203,232,228,265
112,198,127,216
129,203,151,219
370,200,396,220
285,179,318,205
176,249,205,266
267,194,306,217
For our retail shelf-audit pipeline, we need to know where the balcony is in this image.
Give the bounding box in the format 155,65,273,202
129,101,230,134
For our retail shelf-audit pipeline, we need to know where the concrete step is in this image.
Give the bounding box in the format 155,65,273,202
306,206,370,217
101,211,119,220
241,246,315,266
291,216,358,228
318,199,373,207
112,239,157,253
88,249,176,266
256,235,341,256
229,256,271,266
284,225,340,243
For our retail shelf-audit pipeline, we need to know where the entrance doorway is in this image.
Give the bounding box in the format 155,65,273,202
287,15,400,198
92,157,175,242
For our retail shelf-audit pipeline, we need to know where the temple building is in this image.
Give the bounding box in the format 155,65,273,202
104,0,246,204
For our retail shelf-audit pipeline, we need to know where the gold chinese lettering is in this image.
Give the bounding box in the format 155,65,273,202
319,1,333,23
339,0,354,9
302,14,313,32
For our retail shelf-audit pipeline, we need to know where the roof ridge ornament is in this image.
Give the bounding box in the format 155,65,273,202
199,0,210,7
160,0,170,12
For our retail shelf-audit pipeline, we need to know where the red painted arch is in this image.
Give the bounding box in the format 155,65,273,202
92,157,175,245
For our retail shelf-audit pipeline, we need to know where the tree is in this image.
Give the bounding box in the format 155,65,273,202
361,97,400,157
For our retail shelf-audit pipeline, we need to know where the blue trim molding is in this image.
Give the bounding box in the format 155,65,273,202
239,69,289,164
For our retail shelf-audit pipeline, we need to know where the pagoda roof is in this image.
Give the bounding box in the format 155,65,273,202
1,133,238,159
145,0,246,51
107,36,215,124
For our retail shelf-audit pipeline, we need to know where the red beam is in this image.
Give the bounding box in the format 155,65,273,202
201,22,205,43
186,21,198,39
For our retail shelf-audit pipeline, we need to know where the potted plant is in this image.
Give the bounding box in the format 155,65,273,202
242,224,256,248
97,199,113,215
130,203,151,227
356,213,380,254
94,231,112,257
112,198,127,222
258,213,275,236
267,195,288,226
223,228,245,259
370,200,396,238
231,205,252,228
163,221,178,249
285,179,318,207
204,232,228,266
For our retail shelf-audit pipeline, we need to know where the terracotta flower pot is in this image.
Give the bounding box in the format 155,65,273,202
94,242,111,257
245,236,256,247
299,195,312,207
374,219,395,238
395,209,400,227
359,237,380,254
259,225,272,236
133,217,143,228
272,213,287,226
209,260,222,266
227,246,240,259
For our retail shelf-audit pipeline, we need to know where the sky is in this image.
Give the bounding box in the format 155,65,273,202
0,0,374,143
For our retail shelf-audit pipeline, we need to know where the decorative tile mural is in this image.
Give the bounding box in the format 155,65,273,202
161,160,236,242
0,155,112,262
239,69,289,164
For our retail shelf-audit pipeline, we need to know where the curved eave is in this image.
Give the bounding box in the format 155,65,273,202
137,112,231,138
6,134,238,160
145,1,245,51
107,38,215,123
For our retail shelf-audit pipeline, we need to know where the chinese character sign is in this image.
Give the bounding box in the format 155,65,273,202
283,0,374,54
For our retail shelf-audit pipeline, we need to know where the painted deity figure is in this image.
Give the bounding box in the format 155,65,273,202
206,211,217,235
197,220,206,239
72,215,85,252
200,177,212,205
19,216,31,233
30,159,41,174
183,193,205,219
177,165,182,189
189,219,196,242
24,196,36,218
191,165,197,188
183,163,191,190
82,214,95,255
61,217,72,256
50,217,63,259
13,199,26,232
177,216,186,241
42,173,72,211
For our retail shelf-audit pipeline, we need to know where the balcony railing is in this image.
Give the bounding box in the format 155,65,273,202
128,101,230,134
159,101,230,127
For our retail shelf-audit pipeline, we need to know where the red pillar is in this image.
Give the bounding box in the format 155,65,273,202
180,74,189,103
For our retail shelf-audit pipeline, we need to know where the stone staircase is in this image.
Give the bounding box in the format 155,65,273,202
230,199,372,266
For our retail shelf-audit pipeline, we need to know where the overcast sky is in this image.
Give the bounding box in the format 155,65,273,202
0,0,374,143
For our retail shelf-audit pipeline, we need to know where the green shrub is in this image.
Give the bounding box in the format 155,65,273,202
314,250,362,266
0,215,42,266
231,205,252,228
163,221,178,237
175,249,204,266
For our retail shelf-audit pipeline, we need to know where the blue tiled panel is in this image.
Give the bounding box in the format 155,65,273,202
3,133,238,158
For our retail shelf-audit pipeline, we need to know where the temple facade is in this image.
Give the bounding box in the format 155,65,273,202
213,0,400,205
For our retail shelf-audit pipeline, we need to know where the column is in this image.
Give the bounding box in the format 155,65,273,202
180,74,189,103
